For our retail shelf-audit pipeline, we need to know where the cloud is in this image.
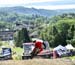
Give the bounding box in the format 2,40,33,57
25,0,75,6
0,0,75,10
29,0,61,3
27,4,75,10
0,0,62,5
0,0,27,4
24,0,75,10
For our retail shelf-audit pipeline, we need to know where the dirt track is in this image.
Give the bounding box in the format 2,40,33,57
0,58,74,65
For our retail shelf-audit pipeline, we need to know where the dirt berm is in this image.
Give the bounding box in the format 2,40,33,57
0,58,74,65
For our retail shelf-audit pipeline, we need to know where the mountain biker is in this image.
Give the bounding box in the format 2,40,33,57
31,40,46,59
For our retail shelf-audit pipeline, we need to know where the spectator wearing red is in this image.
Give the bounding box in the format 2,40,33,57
34,41,43,53
31,41,43,58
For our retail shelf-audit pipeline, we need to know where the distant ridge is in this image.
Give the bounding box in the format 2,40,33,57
0,6,75,17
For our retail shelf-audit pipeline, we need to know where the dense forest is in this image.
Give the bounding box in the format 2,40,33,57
14,13,75,47
0,6,75,31
39,13,75,47
0,6,75,47
0,11,48,31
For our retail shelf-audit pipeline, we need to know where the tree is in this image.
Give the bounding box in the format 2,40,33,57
52,26,58,36
21,28,31,43
15,28,31,47
39,13,75,47
15,30,22,47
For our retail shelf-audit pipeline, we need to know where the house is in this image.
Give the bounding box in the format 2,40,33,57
15,22,35,30
29,31,38,38
0,30,15,41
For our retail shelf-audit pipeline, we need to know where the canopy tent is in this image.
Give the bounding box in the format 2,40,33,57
54,45,67,51
65,44,75,50
53,45,68,56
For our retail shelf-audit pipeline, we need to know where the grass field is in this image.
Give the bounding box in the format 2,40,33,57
0,58,74,65
12,47,23,60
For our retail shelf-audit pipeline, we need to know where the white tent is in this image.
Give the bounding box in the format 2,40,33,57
54,45,67,51
65,44,75,50
53,45,68,56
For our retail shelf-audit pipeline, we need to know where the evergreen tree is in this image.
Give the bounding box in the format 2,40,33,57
22,28,31,43
15,28,31,47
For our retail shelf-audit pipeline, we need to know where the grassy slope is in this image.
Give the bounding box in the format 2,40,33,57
12,47,23,60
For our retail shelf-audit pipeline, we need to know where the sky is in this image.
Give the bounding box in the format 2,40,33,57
0,0,75,10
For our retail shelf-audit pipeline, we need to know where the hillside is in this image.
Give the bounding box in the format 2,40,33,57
0,6,56,17
0,6,75,17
